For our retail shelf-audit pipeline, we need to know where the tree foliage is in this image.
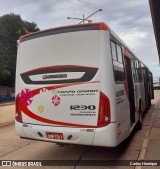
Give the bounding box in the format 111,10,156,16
0,13,40,86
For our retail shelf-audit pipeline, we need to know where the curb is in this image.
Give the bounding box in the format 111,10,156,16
0,121,15,127
0,102,15,107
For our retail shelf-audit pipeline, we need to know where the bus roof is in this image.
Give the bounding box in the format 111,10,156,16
19,22,111,43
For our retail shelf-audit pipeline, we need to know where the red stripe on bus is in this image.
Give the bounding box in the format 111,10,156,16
23,65,96,74
21,106,96,128
18,81,99,128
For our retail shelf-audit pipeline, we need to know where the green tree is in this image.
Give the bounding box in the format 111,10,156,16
0,13,40,86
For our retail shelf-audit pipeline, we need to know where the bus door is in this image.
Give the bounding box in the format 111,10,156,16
125,57,135,125
143,69,153,108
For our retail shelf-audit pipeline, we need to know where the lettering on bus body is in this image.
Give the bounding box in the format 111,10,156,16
116,89,125,104
70,105,97,117
57,89,99,96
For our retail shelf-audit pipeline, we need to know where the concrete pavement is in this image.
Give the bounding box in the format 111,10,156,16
0,102,15,126
136,90,160,169
142,93,160,168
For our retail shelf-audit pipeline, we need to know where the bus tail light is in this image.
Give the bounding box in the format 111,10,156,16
97,92,110,127
15,96,22,123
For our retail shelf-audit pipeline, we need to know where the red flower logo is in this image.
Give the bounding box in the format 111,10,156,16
52,95,61,106
19,89,33,107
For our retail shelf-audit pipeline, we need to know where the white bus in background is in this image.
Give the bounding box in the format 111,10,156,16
15,22,154,147
153,76,160,89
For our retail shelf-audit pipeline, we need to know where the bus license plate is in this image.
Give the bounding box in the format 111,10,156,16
46,132,64,140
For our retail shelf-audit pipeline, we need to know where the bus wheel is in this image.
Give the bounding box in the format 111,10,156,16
137,105,142,130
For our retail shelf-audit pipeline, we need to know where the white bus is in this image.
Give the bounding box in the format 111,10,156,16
15,22,154,147
153,76,160,89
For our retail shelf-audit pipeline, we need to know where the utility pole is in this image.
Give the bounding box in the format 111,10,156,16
67,9,102,24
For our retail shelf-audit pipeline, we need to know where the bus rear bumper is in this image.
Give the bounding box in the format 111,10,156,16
15,121,118,147
15,120,95,146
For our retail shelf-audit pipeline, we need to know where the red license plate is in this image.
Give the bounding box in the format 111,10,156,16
46,132,64,140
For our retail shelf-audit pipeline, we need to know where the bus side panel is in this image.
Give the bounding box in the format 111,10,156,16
93,31,130,147
115,85,130,144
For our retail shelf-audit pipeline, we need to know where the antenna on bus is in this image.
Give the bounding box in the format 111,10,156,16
67,9,102,24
